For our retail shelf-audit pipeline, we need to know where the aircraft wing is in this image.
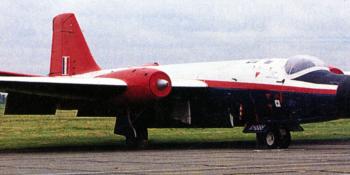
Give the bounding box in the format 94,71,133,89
0,76,208,98
0,75,208,115
0,76,127,100
171,79,208,88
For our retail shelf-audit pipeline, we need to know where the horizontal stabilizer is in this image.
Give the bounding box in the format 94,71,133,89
0,71,40,77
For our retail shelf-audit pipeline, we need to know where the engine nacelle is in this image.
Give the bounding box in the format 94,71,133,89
100,68,172,102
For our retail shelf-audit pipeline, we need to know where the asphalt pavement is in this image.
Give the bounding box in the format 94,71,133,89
1,140,350,175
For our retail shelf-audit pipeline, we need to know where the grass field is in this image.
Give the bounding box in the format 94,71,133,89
0,111,350,150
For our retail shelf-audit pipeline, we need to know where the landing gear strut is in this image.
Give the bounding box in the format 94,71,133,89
256,127,291,149
125,126,148,148
114,107,151,148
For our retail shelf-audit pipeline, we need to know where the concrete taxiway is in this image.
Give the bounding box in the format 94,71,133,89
1,140,350,175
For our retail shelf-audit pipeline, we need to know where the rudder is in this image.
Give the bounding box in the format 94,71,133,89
49,13,100,76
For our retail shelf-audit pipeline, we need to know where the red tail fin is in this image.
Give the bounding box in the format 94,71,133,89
49,13,100,76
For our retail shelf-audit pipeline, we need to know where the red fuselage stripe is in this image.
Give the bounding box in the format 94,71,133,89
203,80,337,95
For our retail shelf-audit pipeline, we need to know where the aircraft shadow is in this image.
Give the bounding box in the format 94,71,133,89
1,138,350,153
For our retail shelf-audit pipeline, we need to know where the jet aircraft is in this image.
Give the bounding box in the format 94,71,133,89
0,13,349,149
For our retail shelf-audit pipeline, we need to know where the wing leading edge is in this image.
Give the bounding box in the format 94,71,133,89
0,76,127,100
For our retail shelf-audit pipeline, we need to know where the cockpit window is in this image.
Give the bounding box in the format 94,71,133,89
285,55,326,75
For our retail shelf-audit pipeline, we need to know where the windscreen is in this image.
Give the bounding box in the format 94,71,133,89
285,55,326,75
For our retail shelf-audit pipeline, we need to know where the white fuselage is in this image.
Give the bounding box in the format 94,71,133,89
75,58,338,92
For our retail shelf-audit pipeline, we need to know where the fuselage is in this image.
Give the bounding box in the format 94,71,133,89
70,56,346,128
76,57,338,93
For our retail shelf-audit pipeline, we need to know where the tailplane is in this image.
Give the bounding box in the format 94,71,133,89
49,13,100,76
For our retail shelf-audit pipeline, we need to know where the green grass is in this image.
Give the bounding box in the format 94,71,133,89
0,112,350,150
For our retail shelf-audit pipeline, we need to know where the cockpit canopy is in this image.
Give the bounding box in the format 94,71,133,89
285,55,326,75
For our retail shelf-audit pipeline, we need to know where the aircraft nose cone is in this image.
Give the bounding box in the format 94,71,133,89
157,79,169,90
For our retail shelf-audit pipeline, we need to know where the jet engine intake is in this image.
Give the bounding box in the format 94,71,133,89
100,68,172,102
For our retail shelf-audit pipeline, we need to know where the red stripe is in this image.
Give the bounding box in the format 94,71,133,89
203,80,337,95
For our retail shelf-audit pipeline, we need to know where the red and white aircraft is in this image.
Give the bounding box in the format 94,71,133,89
1,13,349,148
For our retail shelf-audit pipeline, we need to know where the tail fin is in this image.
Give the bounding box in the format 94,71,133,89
49,13,100,76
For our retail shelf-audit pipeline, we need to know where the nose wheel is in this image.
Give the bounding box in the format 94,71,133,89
256,127,291,149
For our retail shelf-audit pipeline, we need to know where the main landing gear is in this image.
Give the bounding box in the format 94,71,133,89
125,126,149,148
256,127,291,149
114,107,151,148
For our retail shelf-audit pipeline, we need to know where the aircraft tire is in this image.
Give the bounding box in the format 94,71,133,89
263,129,280,149
278,129,291,149
125,127,149,149
125,137,138,148
256,133,265,146
125,138,148,149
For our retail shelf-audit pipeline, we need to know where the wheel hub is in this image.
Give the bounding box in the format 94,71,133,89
266,132,275,146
